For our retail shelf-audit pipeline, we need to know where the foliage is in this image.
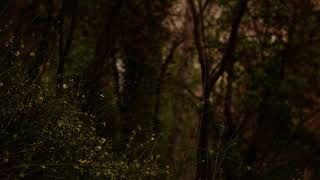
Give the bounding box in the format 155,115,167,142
0,57,166,179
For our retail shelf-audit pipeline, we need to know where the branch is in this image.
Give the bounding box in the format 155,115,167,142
187,0,209,88
201,0,213,14
209,0,249,87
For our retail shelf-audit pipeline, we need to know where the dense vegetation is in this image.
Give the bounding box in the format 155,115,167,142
1,0,320,179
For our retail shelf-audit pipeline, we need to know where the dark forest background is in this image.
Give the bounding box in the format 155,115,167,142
1,0,320,179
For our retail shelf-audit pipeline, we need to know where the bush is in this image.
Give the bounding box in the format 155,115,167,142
0,57,166,179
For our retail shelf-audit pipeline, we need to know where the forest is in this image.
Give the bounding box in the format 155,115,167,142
1,0,320,179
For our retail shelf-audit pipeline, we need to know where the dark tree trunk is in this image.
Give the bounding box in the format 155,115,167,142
188,0,248,179
56,0,78,94
85,0,123,111
29,0,54,81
